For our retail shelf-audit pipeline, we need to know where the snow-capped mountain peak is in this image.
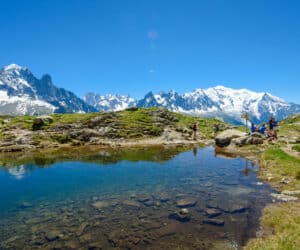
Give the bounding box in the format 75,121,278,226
0,64,96,115
83,93,136,111
85,86,300,124
2,63,27,72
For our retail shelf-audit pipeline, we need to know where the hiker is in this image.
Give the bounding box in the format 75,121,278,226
273,118,278,139
268,116,274,131
251,123,256,133
259,123,266,135
267,116,274,137
213,123,219,134
192,122,198,140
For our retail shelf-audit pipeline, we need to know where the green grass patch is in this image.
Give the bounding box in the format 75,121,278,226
292,144,300,152
261,147,300,190
50,113,99,125
246,146,300,250
246,202,300,250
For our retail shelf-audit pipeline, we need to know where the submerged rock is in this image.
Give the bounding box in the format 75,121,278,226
205,208,222,218
207,194,249,214
155,221,180,237
45,230,61,241
19,202,32,209
203,218,225,226
122,200,141,208
168,209,191,222
76,222,89,236
179,208,189,215
92,201,111,209
176,198,197,208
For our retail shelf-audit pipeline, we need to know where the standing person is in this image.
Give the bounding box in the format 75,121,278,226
192,121,198,140
251,123,256,133
273,118,278,139
268,116,274,137
213,123,219,135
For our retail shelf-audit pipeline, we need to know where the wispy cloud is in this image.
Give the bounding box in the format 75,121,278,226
149,69,155,73
147,30,159,40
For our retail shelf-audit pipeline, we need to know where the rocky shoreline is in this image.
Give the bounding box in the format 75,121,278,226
210,117,300,249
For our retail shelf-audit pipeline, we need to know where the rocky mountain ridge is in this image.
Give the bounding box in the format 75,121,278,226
0,64,96,115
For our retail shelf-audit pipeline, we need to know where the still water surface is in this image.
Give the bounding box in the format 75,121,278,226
0,146,273,249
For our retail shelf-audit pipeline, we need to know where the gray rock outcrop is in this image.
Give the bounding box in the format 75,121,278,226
215,129,245,147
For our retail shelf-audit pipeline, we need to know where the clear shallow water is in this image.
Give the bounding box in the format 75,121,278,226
0,146,273,249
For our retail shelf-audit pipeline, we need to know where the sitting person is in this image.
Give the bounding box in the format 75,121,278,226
251,123,256,133
259,124,266,135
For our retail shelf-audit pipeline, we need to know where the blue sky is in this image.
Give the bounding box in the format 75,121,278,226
0,0,300,103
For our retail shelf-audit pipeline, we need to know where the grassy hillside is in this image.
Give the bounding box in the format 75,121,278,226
0,107,225,151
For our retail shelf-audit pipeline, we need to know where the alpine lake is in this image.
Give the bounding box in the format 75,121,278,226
0,146,274,250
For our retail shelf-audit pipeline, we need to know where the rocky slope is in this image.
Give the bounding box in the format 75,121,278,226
0,107,224,153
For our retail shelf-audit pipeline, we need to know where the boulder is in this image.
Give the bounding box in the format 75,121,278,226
247,136,263,145
251,132,263,138
215,129,245,147
232,133,264,146
32,115,53,130
232,136,249,146
70,129,100,142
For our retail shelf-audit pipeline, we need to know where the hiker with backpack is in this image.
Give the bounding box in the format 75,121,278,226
193,122,198,140
273,118,278,139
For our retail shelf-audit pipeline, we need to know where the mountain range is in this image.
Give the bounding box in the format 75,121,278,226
0,64,299,124
84,87,300,124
